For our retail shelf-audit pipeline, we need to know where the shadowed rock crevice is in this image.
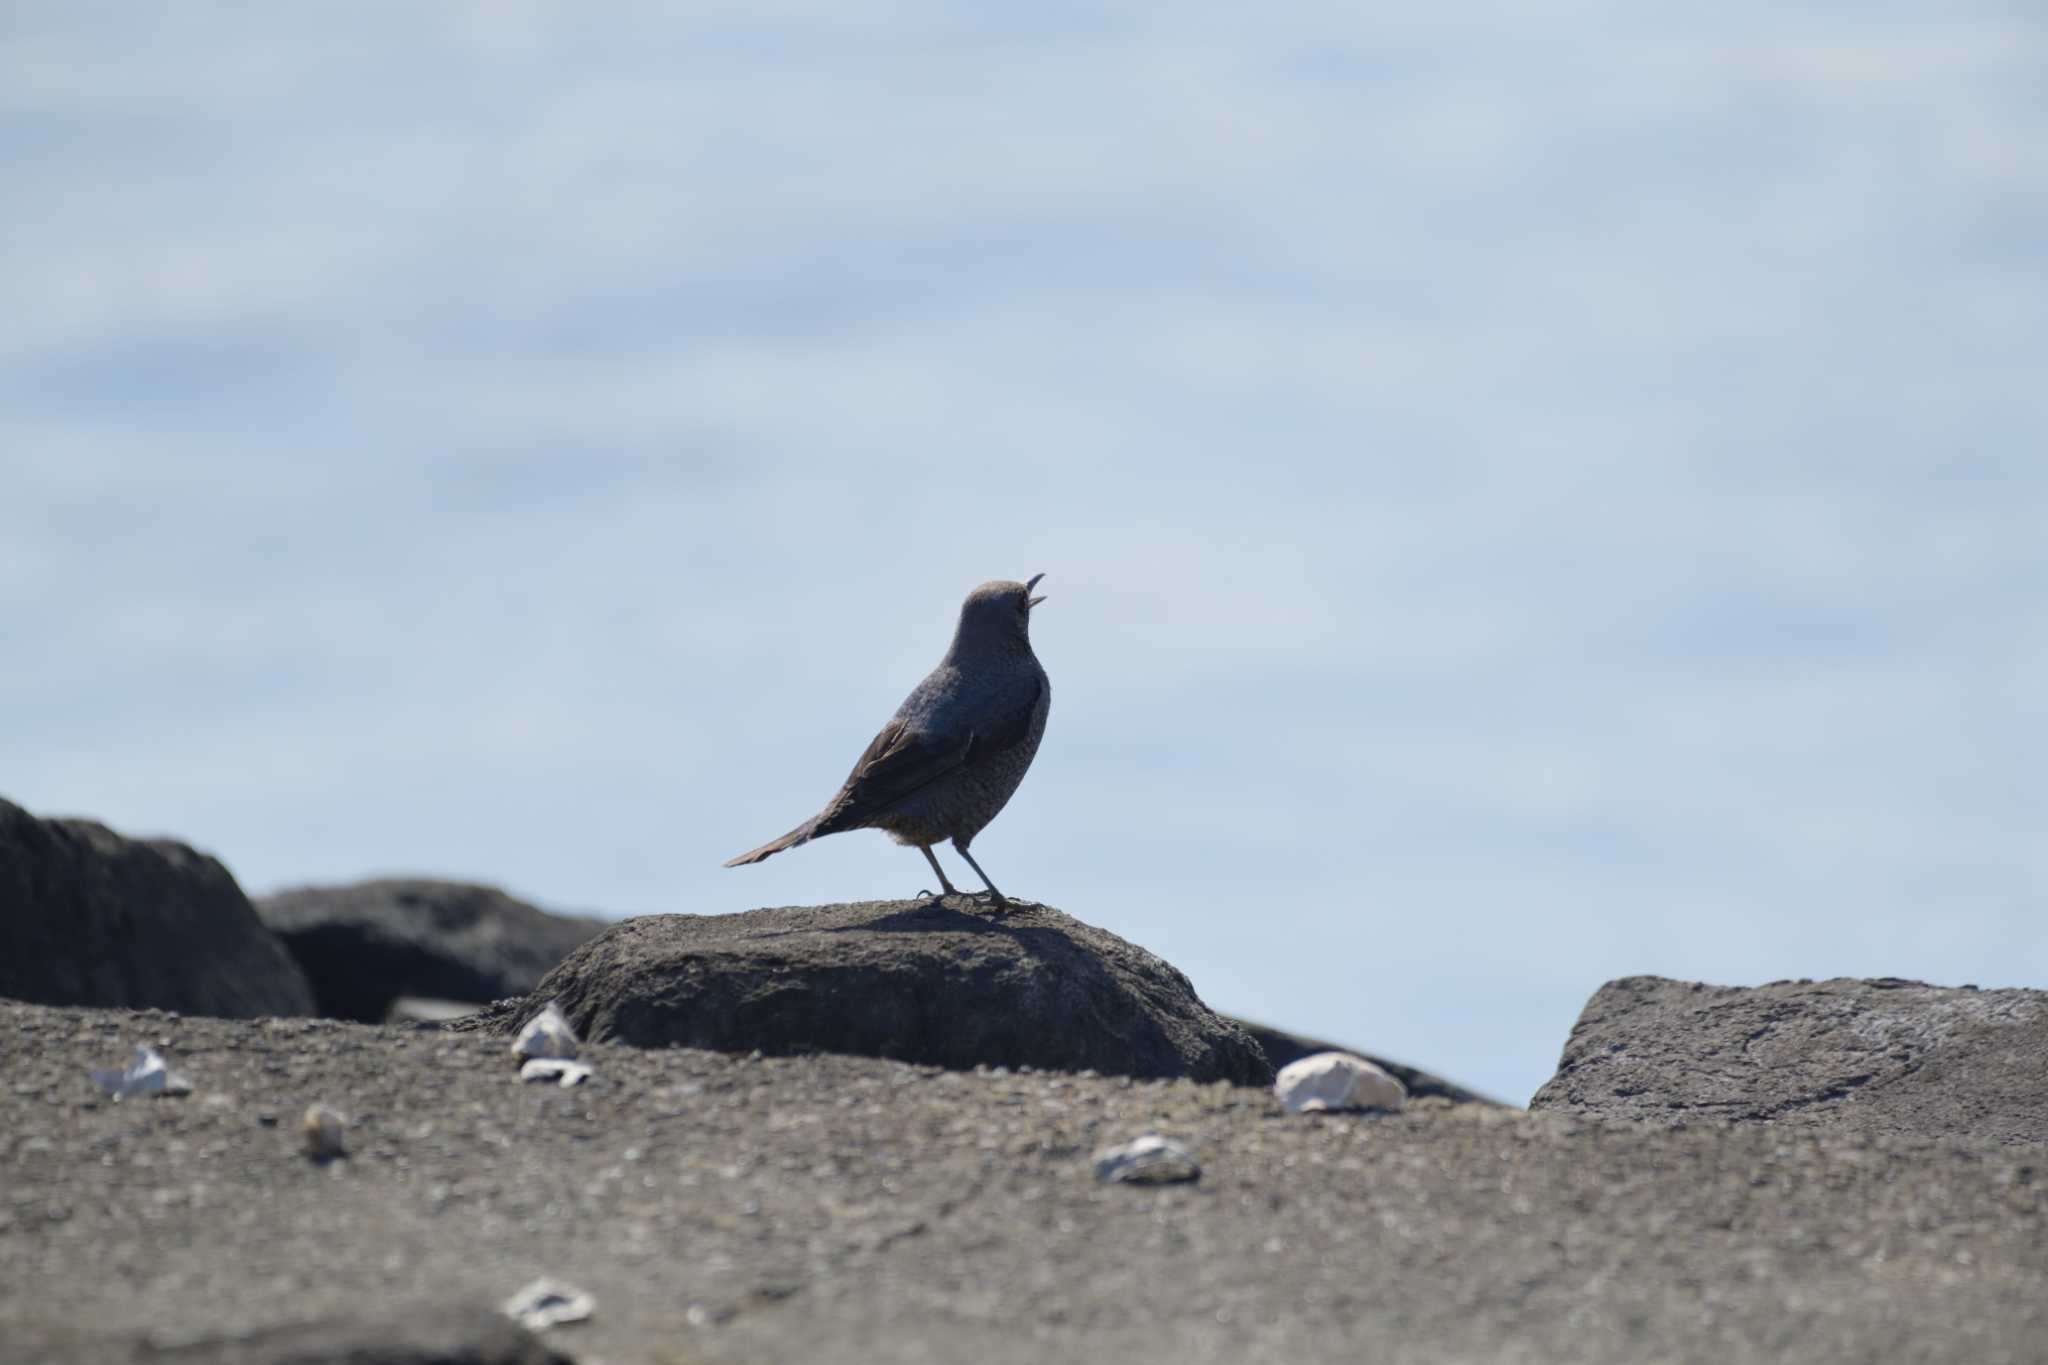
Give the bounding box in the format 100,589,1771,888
468,899,1273,1086
257,879,606,1022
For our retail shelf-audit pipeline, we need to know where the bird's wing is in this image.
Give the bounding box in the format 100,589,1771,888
823,677,1044,826
830,718,971,818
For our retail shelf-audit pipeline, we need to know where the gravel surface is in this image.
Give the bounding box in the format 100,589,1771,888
3,999,2042,1364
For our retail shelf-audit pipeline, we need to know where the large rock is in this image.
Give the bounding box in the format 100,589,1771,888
1531,975,2048,1145
486,899,1273,1085
1227,1016,1503,1105
0,797,313,1018
257,879,606,1023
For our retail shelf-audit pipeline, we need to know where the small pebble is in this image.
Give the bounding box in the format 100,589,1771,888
520,1058,594,1088
1093,1134,1201,1185
511,1001,580,1061
88,1045,192,1100
301,1104,347,1160
1274,1052,1407,1115
502,1277,595,1331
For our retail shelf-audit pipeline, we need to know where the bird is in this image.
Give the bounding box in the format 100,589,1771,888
724,575,1052,912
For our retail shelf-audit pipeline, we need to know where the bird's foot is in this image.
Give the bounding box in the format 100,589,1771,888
965,889,1013,916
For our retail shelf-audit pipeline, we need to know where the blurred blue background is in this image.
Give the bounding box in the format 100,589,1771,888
4,3,2043,1103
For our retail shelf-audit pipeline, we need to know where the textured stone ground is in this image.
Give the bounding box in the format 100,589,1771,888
3,1000,2042,1364
1532,976,2048,1147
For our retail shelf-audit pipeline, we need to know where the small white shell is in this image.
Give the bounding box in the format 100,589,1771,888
502,1277,595,1331
89,1045,193,1100
301,1104,347,1159
1274,1051,1407,1115
511,1000,580,1060
1092,1133,1201,1184
519,1058,594,1088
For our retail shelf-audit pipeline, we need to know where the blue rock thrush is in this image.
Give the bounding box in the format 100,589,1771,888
724,575,1052,912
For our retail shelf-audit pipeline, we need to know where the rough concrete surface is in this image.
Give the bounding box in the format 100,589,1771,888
144,1304,576,1364
1531,976,2048,1146
3,1000,2041,1365
467,900,1272,1086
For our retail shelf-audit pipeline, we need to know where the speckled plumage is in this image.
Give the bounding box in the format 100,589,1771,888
724,576,1051,909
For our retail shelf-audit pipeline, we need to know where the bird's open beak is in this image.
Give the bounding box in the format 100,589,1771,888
1025,572,1046,608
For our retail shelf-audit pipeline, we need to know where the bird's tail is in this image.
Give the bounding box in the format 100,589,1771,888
722,818,819,868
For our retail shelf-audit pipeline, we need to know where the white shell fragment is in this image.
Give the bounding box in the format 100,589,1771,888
502,1277,595,1331
1092,1133,1201,1185
384,996,480,1024
512,1000,579,1060
89,1046,193,1100
1274,1051,1408,1115
301,1104,347,1159
520,1058,594,1088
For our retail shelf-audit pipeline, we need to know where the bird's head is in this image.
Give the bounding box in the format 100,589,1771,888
953,574,1046,653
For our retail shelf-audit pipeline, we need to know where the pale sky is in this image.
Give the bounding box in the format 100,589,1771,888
4,2,2044,1102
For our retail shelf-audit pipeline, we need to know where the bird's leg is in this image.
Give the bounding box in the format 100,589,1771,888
917,845,962,902
951,843,1011,914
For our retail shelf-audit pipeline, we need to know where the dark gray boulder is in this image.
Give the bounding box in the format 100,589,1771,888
1531,975,2048,1145
0,797,313,1018
482,899,1273,1085
257,880,605,1023
1227,1016,1503,1105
